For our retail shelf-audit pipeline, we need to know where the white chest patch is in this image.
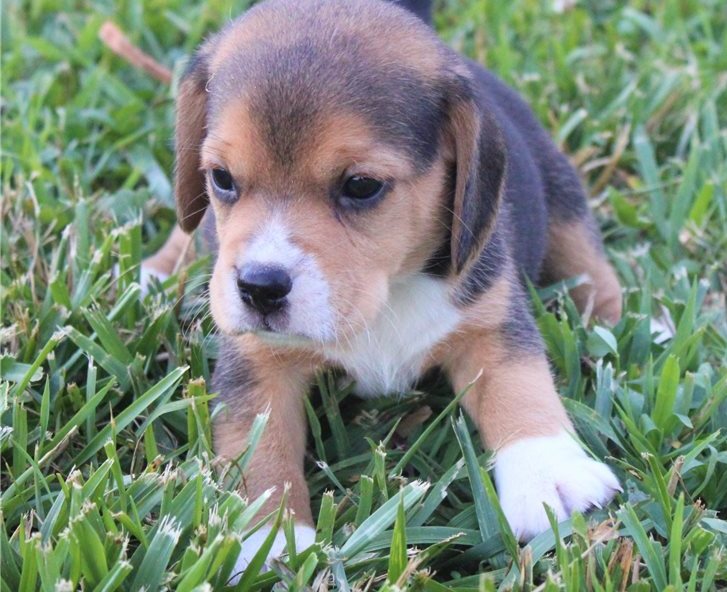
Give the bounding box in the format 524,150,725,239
324,274,462,398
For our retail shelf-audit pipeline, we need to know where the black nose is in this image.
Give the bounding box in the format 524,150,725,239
237,265,292,315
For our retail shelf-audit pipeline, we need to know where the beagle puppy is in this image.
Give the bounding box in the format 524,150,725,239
145,0,623,573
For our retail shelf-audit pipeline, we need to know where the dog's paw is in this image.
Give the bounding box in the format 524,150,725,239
139,263,169,295
494,432,621,541
112,262,169,296
229,523,316,583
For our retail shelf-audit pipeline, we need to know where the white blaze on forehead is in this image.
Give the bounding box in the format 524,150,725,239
239,217,335,342
241,218,302,269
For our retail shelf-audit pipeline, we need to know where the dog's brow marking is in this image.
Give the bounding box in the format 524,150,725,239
324,274,461,397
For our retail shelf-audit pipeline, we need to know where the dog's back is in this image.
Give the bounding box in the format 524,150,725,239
390,0,433,24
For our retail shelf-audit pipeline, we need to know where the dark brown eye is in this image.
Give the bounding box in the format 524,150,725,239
341,176,384,201
212,169,235,193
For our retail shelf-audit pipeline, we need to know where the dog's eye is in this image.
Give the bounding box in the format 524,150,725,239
210,168,237,200
341,176,384,201
211,168,233,191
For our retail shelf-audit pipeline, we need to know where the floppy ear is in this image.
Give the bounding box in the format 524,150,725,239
446,75,506,274
175,53,211,233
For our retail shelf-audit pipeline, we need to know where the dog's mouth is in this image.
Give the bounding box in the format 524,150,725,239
252,328,316,348
244,308,316,345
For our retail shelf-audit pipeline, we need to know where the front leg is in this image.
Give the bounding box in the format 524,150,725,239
445,289,620,540
213,336,318,576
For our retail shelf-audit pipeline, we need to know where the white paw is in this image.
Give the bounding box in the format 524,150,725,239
229,523,316,583
139,264,169,295
650,315,675,344
494,432,621,541
113,263,169,296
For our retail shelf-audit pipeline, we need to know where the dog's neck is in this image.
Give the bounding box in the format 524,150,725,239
321,273,460,398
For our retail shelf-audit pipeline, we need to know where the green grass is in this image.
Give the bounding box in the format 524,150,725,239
1,0,726,589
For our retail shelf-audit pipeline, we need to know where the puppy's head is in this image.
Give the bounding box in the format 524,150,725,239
175,0,505,344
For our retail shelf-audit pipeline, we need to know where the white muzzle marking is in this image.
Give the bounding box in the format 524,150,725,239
225,218,335,342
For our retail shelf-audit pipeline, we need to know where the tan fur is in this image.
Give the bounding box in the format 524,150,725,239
174,73,210,232
421,273,572,449
423,273,512,372
446,330,572,450
200,102,272,192
443,89,506,273
142,225,195,277
214,336,321,523
544,221,622,324
459,270,513,329
447,102,484,270
397,158,452,273
303,113,418,184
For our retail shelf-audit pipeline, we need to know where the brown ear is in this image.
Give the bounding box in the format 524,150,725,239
446,75,506,273
175,53,211,232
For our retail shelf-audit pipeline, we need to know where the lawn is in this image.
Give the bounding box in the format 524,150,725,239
1,0,726,590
